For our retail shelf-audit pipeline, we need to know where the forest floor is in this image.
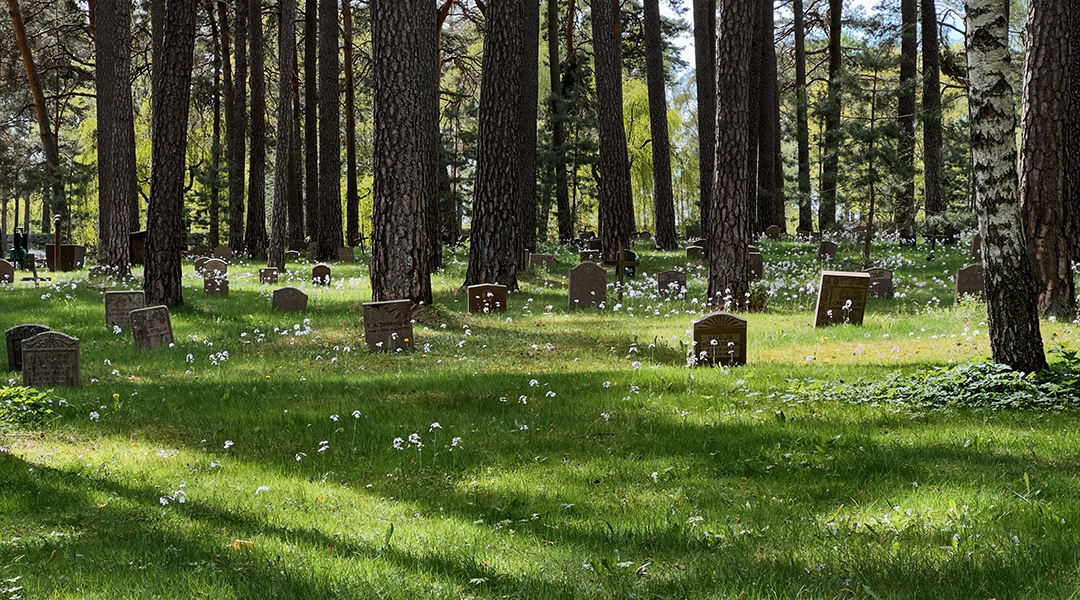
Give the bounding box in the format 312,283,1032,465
2,232,1080,599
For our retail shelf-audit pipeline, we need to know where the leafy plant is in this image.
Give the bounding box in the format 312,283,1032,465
0,386,59,428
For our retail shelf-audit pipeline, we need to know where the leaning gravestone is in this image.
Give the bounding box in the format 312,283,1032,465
104,290,146,328
580,250,601,263
6,324,50,372
260,267,278,284
529,253,557,270
692,312,748,366
568,261,607,309
21,331,80,388
202,258,228,277
130,305,174,349
817,241,838,260
312,263,332,285
273,287,308,311
0,259,13,284
467,284,508,314
765,225,782,240
955,264,985,302
864,268,895,299
212,245,233,262
657,270,687,295
686,246,704,260
748,251,764,281
814,271,870,327
362,299,415,352
204,276,229,296
337,247,355,263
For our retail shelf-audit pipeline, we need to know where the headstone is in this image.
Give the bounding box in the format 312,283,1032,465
691,312,748,366
0,259,13,284
212,245,233,262
580,250,601,263
587,238,602,251
635,231,652,240
581,230,596,240
817,241,838,260
21,331,80,388
568,261,607,309
259,267,278,284
273,287,308,311
765,225,782,240
614,248,638,278
955,264,985,302
686,245,704,259
467,283,508,314
194,257,210,275
104,290,146,328
813,271,871,327
748,251,764,281
6,324,50,372
202,258,228,277
657,270,687,295
337,247,355,263
130,305,174,349
864,268,895,299
747,245,760,253
87,265,111,280
204,276,229,296
529,253,557,270
362,299,415,352
970,233,982,260
312,263,332,285
285,250,301,262
129,231,146,265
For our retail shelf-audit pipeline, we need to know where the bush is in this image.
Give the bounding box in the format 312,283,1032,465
0,386,60,428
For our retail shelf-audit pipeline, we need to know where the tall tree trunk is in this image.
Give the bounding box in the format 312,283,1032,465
144,0,196,307
289,45,305,244
794,0,811,232
343,0,358,248
467,0,523,288
1020,0,1073,316
707,0,756,307
754,0,780,233
548,0,572,242
245,0,267,260
269,0,295,270
644,0,677,250
207,0,222,249
1069,3,1080,265
819,0,841,231
316,0,342,260
227,0,248,250
592,0,634,261
517,0,540,264
96,0,136,275
370,0,435,303
896,0,917,243
965,0,1046,372
693,0,715,235
304,0,318,243
218,0,233,244
921,0,944,224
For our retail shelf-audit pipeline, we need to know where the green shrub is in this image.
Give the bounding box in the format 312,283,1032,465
0,386,59,428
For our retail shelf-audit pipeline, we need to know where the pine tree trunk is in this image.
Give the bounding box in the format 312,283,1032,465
289,45,305,244
343,0,358,248
316,0,342,260
227,0,248,250
1071,3,1080,266
304,0,318,243
207,0,222,249
1020,0,1073,316
269,0,295,270
644,0,677,250
794,0,812,232
966,0,1047,372
245,0,267,260
517,0,540,264
754,0,780,233
896,0,917,243
96,0,136,275
921,0,943,225
693,0,715,235
219,0,233,242
819,0,841,231
548,0,572,242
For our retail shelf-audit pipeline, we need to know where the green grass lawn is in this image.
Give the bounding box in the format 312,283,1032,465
3,233,1080,599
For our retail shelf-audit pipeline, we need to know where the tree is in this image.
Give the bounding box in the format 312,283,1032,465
1020,0,1073,316
517,0,540,263
548,0,572,241
96,0,136,275
1071,4,1080,264
304,0,318,243
288,44,305,245
592,0,635,260
269,0,296,270
895,0,916,242
144,0,196,307
793,0,811,233
818,0,841,231
206,0,224,249
245,0,267,260
921,0,944,226
227,0,248,250
693,0,715,234
315,0,342,260
370,0,435,303
644,0,677,249
965,0,1046,372
343,0,358,247
752,0,782,233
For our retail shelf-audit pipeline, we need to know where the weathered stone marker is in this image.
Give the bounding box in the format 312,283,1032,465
284,250,300,262
528,253,557,270
864,268,895,299
337,247,355,263
748,251,764,281
813,271,870,327
955,264,985,302
202,258,228,277
213,245,233,262
6,324,50,372
970,233,982,260
657,270,687,295
580,250,601,263
312,263,332,286
0,259,13,284
568,261,606,309
104,290,146,328
273,287,308,312
686,245,704,259
692,312,747,366
204,276,229,296
130,305,174,349
765,225,782,240
362,299,415,352
21,331,80,388
260,268,278,284
467,284,508,314
817,241,838,261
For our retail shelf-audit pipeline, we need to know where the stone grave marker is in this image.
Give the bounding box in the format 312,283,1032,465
204,276,229,296
21,331,80,388
955,264,985,302
686,245,704,259
580,250,601,263
202,258,228,277
614,248,638,278
0,259,13,284
970,233,982,260
194,257,210,275
657,270,687,295
813,271,870,327
748,251,764,281
568,261,607,309
6,324,50,372
817,241,838,260
337,247,355,263
692,312,748,366
212,245,233,262
87,265,111,280
260,268,278,284
130,305,174,349
362,299,415,352
529,253,557,270
467,284,508,314
765,225,782,240
273,287,308,311
285,250,300,262
104,290,146,328
864,268,895,299
312,263,332,285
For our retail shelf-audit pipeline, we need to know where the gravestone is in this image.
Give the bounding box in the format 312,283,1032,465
765,225,782,240
202,258,228,277
568,261,607,309
204,276,229,296
212,245,233,262
955,264,985,302
587,238,602,251
614,248,638,278
337,247,355,263
817,241,838,260
581,230,596,240
285,250,300,262
580,250,601,263
657,270,687,295
970,233,982,260
104,290,146,328
813,271,871,327
130,305,174,349
748,251,764,281
686,245,704,259
362,299,415,352
0,259,13,283
692,312,748,366
21,331,80,388
864,268,895,299
6,324,50,372
273,287,308,311
260,268,278,284
529,253,557,270
87,265,111,280
467,284,508,314
194,257,210,275
312,263,332,285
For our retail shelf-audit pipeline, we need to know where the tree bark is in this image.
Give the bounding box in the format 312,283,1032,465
548,0,572,242
370,0,436,303
896,0,917,243
269,0,295,270
644,0,677,250
144,0,196,307
207,0,222,249
965,0,1047,372
245,0,267,260
343,0,358,248
1020,0,1073,316
517,0,540,264
316,0,342,260
289,44,305,244
96,0,136,275
218,0,233,243
304,0,318,243
693,0,715,235
819,0,841,231
227,0,248,250
1071,3,1080,265
921,0,944,223
794,0,811,232
754,0,781,233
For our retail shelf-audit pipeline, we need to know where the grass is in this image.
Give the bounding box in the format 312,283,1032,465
3,232,1080,599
